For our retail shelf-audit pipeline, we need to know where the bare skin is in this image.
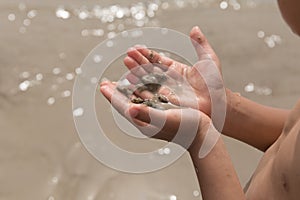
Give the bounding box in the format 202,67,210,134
245,101,300,199
229,1,300,198
100,1,300,199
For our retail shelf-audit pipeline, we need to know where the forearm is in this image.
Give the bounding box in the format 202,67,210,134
189,124,246,200
223,89,290,151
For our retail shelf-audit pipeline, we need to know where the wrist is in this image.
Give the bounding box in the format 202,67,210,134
226,88,241,114
222,88,242,134
226,89,241,118
188,115,213,157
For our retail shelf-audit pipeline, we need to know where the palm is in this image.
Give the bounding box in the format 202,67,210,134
160,58,222,116
123,27,223,117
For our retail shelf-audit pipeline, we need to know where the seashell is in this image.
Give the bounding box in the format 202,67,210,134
131,97,144,104
157,94,168,103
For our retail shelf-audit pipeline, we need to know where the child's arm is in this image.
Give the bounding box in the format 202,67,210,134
121,26,290,152
101,80,247,200
189,121,246,200
222,89,290,151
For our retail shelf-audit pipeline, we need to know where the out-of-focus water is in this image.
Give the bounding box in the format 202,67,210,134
1,0,300,199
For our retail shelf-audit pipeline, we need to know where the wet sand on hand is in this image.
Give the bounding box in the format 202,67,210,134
1,0,300,199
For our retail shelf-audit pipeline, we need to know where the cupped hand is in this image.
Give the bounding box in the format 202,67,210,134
100,80,212,150
123,26,225,117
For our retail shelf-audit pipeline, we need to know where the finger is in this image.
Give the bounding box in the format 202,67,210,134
159,85,200,109
127,47,156,74
135,46,192,82
124,62,166,84
190,26,221,69
131,46,162,73
166,63,187,81
135,46,161,64
135,46,172,70
131,116,167,138
123,54,147,77
100,81,132,118
129,105,201,143
127,46,150,65
126,72,140,85
129,105,174,141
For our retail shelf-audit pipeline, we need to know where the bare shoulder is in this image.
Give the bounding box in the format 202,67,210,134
269,99,300,198
282,99,300,134
245,100,300,200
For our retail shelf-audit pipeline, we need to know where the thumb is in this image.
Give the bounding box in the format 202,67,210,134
190,26,221,71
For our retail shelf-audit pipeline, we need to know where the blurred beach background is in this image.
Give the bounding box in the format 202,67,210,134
1,0,300,199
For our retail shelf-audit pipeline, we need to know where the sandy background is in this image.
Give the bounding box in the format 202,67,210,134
1,0,300,199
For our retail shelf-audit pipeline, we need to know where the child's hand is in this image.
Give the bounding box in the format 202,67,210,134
123,26,225,117
100,80,213,150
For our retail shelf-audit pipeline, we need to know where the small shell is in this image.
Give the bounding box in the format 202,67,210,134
131,95,180,110
131,97,144,104
142,99,154,107
157,94,169,103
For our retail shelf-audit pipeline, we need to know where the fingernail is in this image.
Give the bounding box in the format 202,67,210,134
129,107,139,118
100,84,108,92
100,77,109,83
127,47,135,52
135,44,147,48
